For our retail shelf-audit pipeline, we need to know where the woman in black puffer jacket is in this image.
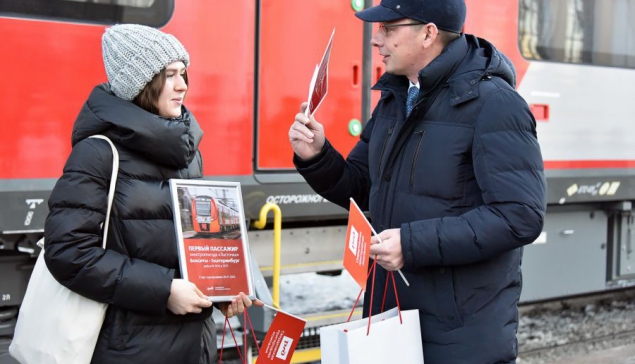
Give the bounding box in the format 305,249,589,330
43,24,258,364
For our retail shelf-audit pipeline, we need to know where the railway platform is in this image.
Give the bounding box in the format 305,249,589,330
546,344,635,364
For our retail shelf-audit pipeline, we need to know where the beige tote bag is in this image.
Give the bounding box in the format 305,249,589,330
10,135,119,364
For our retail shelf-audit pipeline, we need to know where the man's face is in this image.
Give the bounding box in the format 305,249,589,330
372,19,427,82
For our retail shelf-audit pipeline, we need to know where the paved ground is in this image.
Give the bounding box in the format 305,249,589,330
547,344,635,364
0,338,16,364
0,352,17,364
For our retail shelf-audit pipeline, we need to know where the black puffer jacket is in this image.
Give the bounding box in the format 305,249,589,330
296,35,546,364
44,84,216,364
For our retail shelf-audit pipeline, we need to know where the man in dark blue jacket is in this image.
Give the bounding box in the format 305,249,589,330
289,0,546,363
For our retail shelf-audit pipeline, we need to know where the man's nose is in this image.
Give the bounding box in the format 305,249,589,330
371,30,383,47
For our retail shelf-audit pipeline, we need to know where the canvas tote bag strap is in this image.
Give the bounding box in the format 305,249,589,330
88,135,119,249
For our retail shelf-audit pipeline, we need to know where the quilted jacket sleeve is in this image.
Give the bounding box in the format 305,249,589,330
401,89,547,268
44,138,174,315
294,115,375,211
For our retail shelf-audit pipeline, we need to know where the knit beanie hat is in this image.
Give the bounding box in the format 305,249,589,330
102,24,190,101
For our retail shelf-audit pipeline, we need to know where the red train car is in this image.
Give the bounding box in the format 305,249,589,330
1,3,635,359
191,195,239,234
216,202,240,232
191,195,214,233
0,0,369,248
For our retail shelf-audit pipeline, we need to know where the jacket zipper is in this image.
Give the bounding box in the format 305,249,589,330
378,127,394,178
409,130,426,187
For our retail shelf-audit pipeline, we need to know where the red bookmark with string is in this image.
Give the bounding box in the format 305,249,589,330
256,304,306,364
345,198,409,288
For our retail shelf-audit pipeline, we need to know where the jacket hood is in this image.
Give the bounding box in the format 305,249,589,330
71,84,203,169
443,34,516,105
374,34,517,105
449,34,516,87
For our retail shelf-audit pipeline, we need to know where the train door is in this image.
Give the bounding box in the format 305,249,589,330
168,1,256,179
255,0,366,172
608,205,635,282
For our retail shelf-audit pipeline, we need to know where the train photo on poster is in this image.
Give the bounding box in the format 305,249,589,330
191,195,240,235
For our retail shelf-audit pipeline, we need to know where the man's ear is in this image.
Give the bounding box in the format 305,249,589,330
422,23,439,47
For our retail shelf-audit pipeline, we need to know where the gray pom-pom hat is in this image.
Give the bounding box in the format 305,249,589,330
102,24,190,101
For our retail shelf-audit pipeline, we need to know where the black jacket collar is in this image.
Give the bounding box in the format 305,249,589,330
372,34,516,106
71,84,203,169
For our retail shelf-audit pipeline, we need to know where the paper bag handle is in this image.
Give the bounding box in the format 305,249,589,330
346,260,403,335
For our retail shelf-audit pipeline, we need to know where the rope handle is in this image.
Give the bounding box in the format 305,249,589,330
346,257,403,335
219,309,260,364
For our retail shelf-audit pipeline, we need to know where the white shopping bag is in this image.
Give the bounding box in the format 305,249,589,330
320,307,423,364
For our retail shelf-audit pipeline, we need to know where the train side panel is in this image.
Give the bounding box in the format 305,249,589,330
465,0,635,301
0,0,634,315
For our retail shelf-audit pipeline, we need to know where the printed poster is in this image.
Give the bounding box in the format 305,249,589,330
169,179,255,301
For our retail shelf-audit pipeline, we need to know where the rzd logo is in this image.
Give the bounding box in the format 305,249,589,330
348,226,359,255
24,198,44,226
276,336,293,360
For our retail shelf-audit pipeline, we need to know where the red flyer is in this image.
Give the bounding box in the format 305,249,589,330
343,198,372,290
256,305,307,364
305,28,335,117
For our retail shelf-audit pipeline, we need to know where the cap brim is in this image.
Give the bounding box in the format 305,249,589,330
355,5,405,22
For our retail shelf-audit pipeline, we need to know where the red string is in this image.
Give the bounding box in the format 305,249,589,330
219,310,261,364
365,261,376,279
391,271,403,324
243,311,247,361
347,288,364,323
226,318,246,364
381,271,390,312
244,308,261,353
344,257,405,336
347,261,376,323
366,258,378,335
219,318,227,363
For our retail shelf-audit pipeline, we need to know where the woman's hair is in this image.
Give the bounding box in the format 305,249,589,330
132,68,189,115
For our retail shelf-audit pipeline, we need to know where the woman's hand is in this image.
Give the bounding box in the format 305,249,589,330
167,279,212,315
217,292,265,318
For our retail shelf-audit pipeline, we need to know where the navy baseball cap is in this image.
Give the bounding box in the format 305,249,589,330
355,0,466,34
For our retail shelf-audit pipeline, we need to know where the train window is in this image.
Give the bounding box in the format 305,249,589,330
0,0,173,27
519,0,635,69
196,200,211,216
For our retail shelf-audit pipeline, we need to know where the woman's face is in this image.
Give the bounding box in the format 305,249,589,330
156,61,188,118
